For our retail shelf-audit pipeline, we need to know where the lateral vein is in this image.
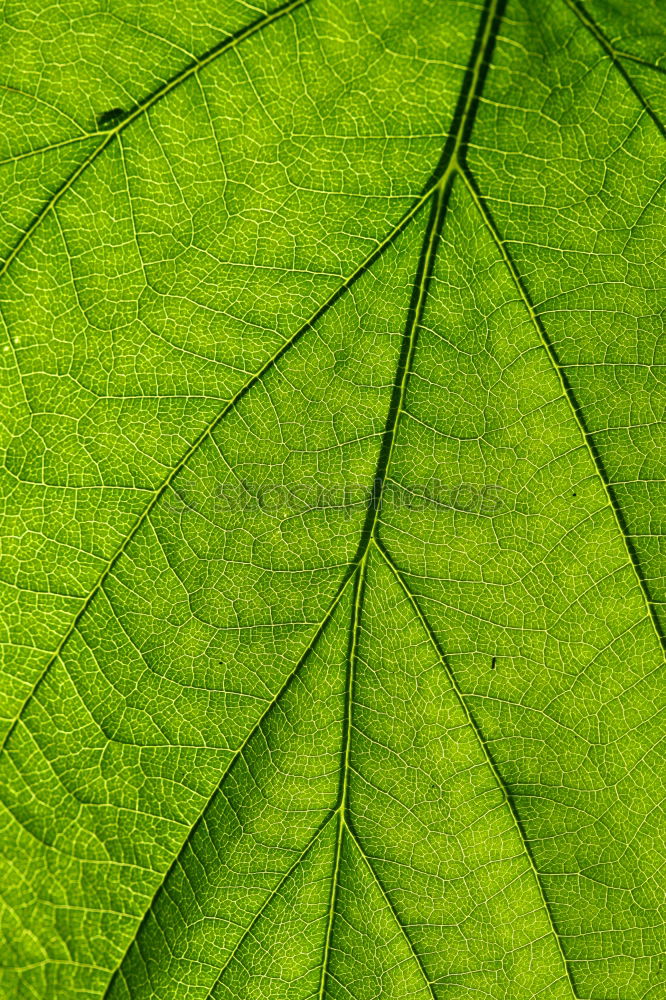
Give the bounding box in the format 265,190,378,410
345,821,438,1000
0,176,438,758
0,0,313,285
561,0,666,137
101,569,356,998
202,814,335,1000
374,538,580,1000
459,165,665,655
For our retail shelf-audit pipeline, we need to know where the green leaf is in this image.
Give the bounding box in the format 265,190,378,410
1,0,664,997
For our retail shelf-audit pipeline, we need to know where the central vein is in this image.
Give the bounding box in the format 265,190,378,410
316,0,505,994
352,0,502,565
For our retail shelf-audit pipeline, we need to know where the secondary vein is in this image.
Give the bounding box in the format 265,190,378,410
201,814,336,1000
101,569,356,998
374,538,580,1000
345,821,437,1000
0,0,313,285
317,558,367,1000
0,176,437,758
459,165,666,655
561,0,666,137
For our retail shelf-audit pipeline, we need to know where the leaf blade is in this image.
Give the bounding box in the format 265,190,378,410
1,1,664,998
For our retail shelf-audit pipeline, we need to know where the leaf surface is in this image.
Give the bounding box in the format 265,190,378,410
1,1,664,998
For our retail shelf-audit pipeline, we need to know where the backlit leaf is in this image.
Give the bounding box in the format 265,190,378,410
1,1,664,998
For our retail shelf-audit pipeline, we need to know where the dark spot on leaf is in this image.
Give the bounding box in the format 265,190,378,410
491,656,496,670
97,107,128,128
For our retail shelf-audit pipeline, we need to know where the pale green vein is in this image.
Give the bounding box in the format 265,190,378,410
459,165,666,655
616,50,666,77
0,0,312,285
202,815,335,1000
344,821,437,1000
0,175,438,758
0,83,88,134
373,536,580,1000
0,133,102,168
561,0,666,136
317,558,366,1000
101,568,356,997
